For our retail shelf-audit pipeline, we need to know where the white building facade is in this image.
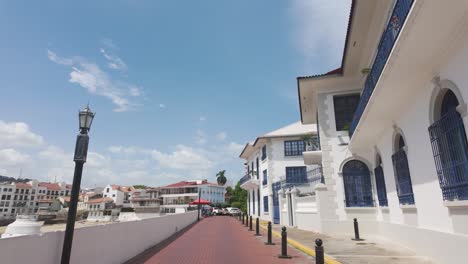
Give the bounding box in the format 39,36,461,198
296,1,468,263
239,122,319,224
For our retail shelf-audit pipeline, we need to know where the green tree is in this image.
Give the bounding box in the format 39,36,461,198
216,170,227,186
229,181,247,213
133,185,147,189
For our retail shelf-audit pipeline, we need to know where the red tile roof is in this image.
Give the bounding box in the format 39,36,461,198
163,180,219,188
86,197,113,204
15,183,32,188
38,182,61,191
66,184,72,190
111,185,135,193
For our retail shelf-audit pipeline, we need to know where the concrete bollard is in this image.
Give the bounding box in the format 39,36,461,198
265,221,275,245
278,226,291,259
352,218,364,241
254,217,261,236
315,239,324,264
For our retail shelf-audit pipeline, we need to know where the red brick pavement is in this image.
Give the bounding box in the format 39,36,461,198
143,216,313,264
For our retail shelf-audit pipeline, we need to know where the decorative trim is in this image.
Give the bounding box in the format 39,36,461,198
444,200,468,208
399,204,417,210
344,207,376,211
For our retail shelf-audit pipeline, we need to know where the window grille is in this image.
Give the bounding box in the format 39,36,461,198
284,140,305,156
429,91,468,201
342,160,374,207
392,148,415,205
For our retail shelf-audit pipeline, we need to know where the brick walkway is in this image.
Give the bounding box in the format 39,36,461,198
141,216,313,264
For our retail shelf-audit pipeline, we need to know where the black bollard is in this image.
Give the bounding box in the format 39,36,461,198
352,218,364,241
265,221,275,245
245,215,249,227
249,215,253,231
278,226,291,259
254,217,261,236
315,239,324,264
243,214,245,225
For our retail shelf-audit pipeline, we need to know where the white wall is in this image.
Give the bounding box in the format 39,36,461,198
0,211,197,264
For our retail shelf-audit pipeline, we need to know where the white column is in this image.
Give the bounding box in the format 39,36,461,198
290,187,299,228
278,189,285,225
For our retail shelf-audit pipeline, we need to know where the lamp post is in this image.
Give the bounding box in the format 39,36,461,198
197,188,201,221
60,105,95,264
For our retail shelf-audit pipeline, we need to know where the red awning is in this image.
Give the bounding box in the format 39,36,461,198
189,198,211,205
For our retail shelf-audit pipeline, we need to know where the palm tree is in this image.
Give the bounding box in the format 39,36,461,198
216,170,227,186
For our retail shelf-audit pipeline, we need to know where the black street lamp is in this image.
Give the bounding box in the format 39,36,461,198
61,105,95,264
197,188,201,221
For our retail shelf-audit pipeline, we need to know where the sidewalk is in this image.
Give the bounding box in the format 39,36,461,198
269,224,435,264
130,216,314,264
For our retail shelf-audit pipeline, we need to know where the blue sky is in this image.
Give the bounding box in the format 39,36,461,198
0,0,350,187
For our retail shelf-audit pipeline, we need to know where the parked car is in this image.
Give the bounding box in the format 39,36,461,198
222,208,229,215
228,208,241,215
212,207,222,215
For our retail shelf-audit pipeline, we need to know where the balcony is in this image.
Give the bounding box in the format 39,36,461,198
303,141,321,165
349,0,414,138
239,173,260,190
279,166,324,190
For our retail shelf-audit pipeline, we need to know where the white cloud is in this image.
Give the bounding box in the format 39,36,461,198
0,121,44,148
159,104,166,109
0,148,29,166
216,132,227,141
100,48,128,71
289,0,351,70
48,49,141,112
199,116,206,121
0,120,245,187
151,145,213,171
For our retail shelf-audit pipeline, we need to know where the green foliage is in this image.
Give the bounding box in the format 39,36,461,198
229,181,247,213
216,170,227,186
133,185,147,189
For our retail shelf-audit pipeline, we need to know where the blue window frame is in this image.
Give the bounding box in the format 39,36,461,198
263,170,268,185
257,188,260,216
262,145,267,160
263,196,269,212
429,90,468,201
256,158,259,179
374,155,388,206
286,166,307,184
343,160,374,207
284,140,305,156
333,94,360,131
252,189,255,214
392,135,415,205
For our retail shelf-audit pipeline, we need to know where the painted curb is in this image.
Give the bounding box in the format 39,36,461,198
259,224,342,264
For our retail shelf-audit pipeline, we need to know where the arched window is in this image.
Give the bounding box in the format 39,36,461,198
392,134,415,205
342,160,373,207
374,154,388,206
429,89,468,201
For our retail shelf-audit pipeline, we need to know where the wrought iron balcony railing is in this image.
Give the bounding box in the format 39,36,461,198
239,173,251,186
349,0,414,138
279,166,324,190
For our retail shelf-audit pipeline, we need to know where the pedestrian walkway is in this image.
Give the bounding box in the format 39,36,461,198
268,224,435,264
131,216,313,264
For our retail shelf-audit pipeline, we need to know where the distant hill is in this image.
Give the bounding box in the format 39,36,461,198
0,175,31,183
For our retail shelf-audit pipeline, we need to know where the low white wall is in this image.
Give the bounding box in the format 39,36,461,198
321,219,468,264
294,196,321,232
0,211,197,264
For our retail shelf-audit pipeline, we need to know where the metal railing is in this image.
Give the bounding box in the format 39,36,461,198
240,173,251,185
429,108,468,201
279,166,324,190
349,0,414,137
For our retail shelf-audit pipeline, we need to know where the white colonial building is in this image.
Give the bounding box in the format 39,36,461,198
296,0,468,263
239,121,320,224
